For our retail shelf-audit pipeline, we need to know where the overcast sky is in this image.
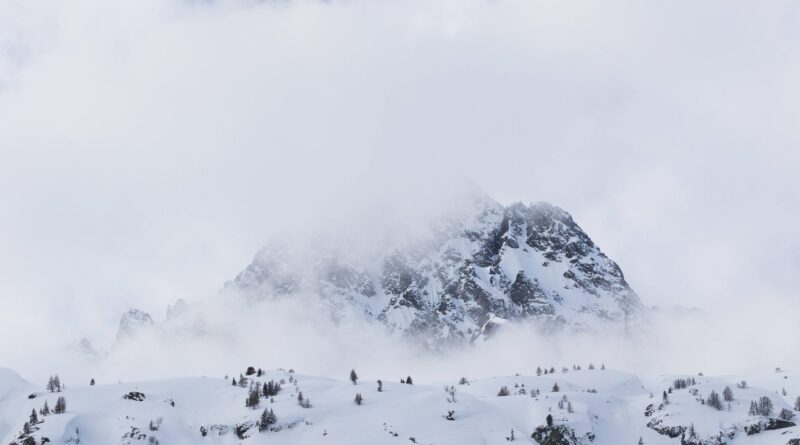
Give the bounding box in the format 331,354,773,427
1,0,799,360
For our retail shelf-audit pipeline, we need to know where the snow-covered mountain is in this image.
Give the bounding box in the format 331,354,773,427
2,365,798,445
226,196,642,345
116,309,155,341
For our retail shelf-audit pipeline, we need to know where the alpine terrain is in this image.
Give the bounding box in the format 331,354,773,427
227,196,643,345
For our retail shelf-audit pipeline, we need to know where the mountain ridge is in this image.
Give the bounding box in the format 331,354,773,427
225,196,642,346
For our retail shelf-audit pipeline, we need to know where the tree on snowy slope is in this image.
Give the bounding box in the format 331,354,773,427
778,408,796,422
46,375,62,392
297,392,311,408
258,408,277,432
246,384,260,409
54,396,67,414
707,390,723,410
749,396,774,416
262,380,281,397
350,369,358,385
723,386,733,401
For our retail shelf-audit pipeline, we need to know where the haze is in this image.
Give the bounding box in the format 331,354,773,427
1,0,798,381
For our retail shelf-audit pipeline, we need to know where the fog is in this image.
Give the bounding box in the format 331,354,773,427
1,0,798,383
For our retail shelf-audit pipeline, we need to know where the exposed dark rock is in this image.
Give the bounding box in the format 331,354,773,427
744,418,796,435
646,418,686,438
123,391,146,402
531,423,591,445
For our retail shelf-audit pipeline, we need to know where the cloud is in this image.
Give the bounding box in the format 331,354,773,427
0,0,798,379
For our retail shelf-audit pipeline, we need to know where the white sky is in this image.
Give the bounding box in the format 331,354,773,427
0,0,799,370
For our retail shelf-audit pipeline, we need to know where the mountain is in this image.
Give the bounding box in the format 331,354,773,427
2,365,798,445
226,195,642,345
115,308,155,341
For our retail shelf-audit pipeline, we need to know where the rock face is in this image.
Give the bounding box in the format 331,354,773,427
227,196,642,345
531,422,592,445
115,308,155,341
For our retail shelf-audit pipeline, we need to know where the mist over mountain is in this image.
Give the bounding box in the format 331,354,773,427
1,0,799,442
225,194,642,347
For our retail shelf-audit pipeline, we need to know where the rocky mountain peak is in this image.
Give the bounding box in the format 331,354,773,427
226,197,642,346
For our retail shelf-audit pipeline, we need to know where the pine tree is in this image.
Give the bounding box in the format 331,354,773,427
663,391,669,405
794,396,800,411
536,367,542,376
546,414,553,427
298,391,311,408
90,378,95,386
707,390,723,410
41,401,50,416
54,396,66,414
638,437,645,445
232,378,237,386
685,424,698,442
723,386,733,401
779,408,796,421
354,393,363,405
750,397,774,416
759,396,773,416
29,409,38,424
262,380,281,397
350,369,358,385
246,385,260,409
552,382,560,392
377,380,383,392
406,376,413,385
259,408,277,432
53,375,61,392
497,386,510,396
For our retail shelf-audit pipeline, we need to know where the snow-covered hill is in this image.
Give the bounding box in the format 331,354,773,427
2,366,798,445
225,195,642,346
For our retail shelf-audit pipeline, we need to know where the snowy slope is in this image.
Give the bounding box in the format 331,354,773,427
224,195,643,346
2,366,797,445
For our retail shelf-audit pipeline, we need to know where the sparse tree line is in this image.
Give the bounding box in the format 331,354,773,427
9,375,71,445
672,378,697,390
496,381,545,397
659,374,800,429
22,364,800,444
535,363,604,376
230,367,289,435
